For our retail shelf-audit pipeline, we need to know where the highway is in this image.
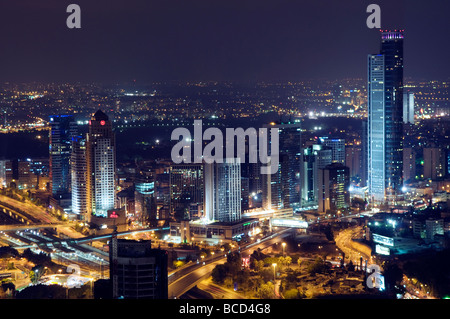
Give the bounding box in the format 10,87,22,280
168,228,293,298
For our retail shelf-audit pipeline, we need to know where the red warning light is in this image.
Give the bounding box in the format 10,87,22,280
100,120,106,126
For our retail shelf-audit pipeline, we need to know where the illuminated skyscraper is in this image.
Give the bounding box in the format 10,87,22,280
86,110,116,219
318,163,350,213
300,144,332,208
319,137,345,164
368,30,404,202
49,115,77,195
71,136,87,215
403,92,415,124
204,158,241,223
169,163,204,220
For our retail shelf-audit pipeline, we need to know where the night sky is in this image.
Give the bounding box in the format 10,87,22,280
0,0,448,83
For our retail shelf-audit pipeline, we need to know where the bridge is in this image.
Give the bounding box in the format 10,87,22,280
8,227,170,250
0,223,75,232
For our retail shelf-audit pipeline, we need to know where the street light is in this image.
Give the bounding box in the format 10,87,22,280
282,242,286,256
272,263,277,298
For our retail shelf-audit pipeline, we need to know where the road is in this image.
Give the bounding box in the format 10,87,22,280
197,277,246,299
168,228,293,298
0,195,81,239
335,226,372,265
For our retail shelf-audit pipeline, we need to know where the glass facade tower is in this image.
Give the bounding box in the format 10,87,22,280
368,30,404,202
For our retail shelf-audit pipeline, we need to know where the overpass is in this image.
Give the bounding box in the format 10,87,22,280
9,227,170,250
0,202,40,224
0,223,75,232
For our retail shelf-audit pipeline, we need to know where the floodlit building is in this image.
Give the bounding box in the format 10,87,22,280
368,30,404,202
86,110,116,219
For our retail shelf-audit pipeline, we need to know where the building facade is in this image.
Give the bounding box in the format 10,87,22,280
368,30,404,202
86,110,116,219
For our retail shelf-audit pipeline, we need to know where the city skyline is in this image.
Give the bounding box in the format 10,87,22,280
0,0,449,304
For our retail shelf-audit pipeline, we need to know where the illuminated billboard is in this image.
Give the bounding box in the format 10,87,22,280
372,233,394,247
271,218,308,228
375,244,390,255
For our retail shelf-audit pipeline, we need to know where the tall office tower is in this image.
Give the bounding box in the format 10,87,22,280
403,92,415,124
345,141,362,181
368,30,404,202
248,162,262,195
446,148,450,178
204,158,241,223
169,164,204,220
266,122,302,207
86,110,116,218
110,238,168,299
262,153,290,210
0,160,6,187
423,147,445,180
49,115,77,195
241,177,249,211
319,137,345,164
300,144,332,208
403,147,416,182
318,163,350,213
71,136,87,216
135,174,156,225
361,119,368,187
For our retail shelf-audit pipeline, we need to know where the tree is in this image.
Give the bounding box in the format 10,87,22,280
256,282,275,299
212,264,229,284
307,258,331,275
0,246,19,258
16,284,66,299
284,288,301,299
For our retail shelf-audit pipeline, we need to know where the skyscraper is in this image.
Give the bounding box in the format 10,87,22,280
368,30,404,202
110,238,168,299
169,164,204,220
49,115,77,195
264,121,302,208
403,92,415,124
262,153,289,210
71,135,87,216
318,163,350,213
86,110,116,219
319,137,345,164
204,158,241,223
300,144,332,208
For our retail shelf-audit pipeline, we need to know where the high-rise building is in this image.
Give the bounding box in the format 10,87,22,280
49,115,77,195
241,176,249,211
423,147,445,180
318,163,350,213
0,160,6,187
110,238,168,299
300,144,332,208
86,110,116,219
71,136,88,216
403,147,416,182
204,158,241,223
368,30,404,202
169,164,204,220
403,92,415,124
319,137,345,164
135,174,156,225
345,141,362,182
262,153,289,210
265,121,302,208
